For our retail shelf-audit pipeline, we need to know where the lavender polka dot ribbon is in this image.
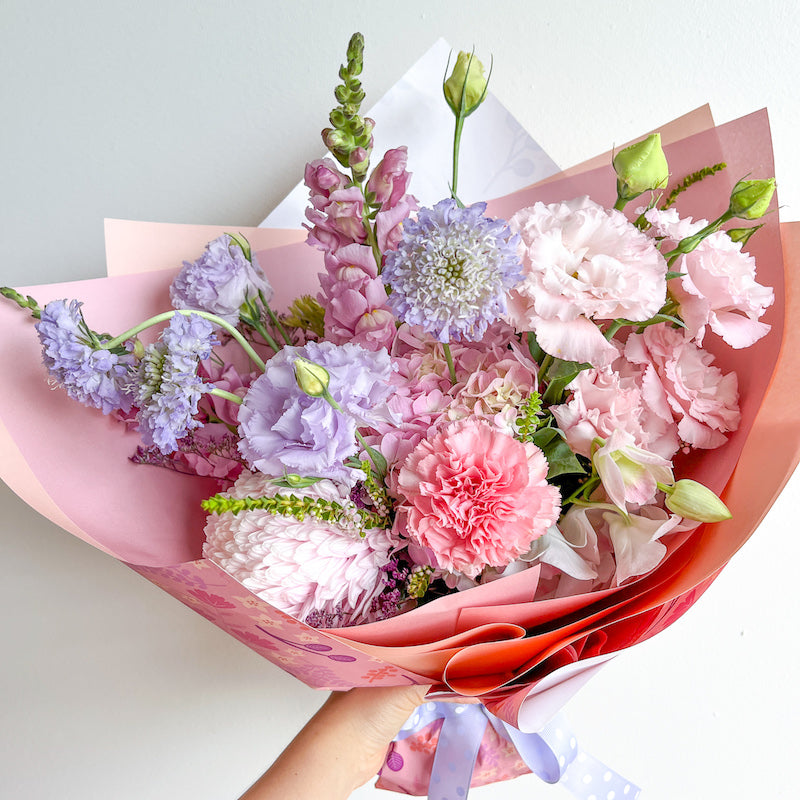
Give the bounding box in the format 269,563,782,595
395,702,641,800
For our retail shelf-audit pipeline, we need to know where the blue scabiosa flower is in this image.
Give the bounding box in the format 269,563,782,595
35,299,136,414
135,313,218,454
170,234,273,325
381,198,522,342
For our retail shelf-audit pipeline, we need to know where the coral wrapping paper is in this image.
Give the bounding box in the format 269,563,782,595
0,109,797,735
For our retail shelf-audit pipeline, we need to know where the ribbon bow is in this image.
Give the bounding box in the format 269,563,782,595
394,702,641,800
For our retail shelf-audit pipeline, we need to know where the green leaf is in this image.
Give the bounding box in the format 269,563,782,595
530,428,585,479
541,359,589,405
526,331,546,364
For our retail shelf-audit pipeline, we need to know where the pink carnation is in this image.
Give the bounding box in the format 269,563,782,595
396,418,561,578
624,324,740,450
508,197,667,366
645,208,774,348
552,364,679,459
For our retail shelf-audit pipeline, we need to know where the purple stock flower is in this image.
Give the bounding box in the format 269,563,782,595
135,313,218,453
170,234,273,325
238,340,395,484
382,198,523,342
35,299,136,414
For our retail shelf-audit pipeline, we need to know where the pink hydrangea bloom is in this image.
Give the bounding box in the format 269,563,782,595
447,341,540,434
508,197,667,366
645,208,774,348
203,471,395,625
624,323,740,450
396,418,561,578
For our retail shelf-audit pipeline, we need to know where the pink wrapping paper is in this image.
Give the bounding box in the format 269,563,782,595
0,111,797,729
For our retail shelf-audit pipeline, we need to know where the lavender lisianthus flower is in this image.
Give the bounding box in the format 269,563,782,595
135,313,218,453
238,340,395,484
382,198,523,342
35,299,136,414
170,234,273,325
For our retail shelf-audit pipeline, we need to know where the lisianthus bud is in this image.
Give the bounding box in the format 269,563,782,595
726,224,763,246
728,178,776,220
661,479,732,523
613,134,669,202
444,51,488,116
293,357,330,397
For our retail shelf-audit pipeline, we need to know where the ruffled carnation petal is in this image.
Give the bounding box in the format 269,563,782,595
396,418,561,578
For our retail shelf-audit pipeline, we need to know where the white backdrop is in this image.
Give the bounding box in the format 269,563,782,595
1,2,799,799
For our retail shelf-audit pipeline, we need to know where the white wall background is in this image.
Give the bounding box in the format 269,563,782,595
1,2,799,798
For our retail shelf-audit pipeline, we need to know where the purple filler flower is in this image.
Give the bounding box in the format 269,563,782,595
170,234,273,325
135,313,218,453
35,299,135,414
382,198,522,342
238,340,394,484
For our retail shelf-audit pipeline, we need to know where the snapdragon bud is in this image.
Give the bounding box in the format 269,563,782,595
661,479,732,523
444,51,488,116
728,178,776,220
613,133,670,202
293,357,330,397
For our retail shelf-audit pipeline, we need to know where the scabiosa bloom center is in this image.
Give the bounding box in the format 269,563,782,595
382,198,522,342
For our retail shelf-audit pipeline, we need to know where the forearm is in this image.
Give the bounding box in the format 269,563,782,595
239,685,430,800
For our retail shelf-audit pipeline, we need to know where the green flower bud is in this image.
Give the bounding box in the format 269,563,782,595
613,134,670,202
726,224,763,246
293,357,330,398
728,178,776,220
662,479,732,523
444,51,488,116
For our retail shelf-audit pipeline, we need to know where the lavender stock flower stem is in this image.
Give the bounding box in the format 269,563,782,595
102,310,267,371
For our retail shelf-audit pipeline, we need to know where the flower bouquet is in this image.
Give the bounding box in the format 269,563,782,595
2,33,799,799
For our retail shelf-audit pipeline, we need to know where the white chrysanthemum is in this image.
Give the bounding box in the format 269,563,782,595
203,471,394,625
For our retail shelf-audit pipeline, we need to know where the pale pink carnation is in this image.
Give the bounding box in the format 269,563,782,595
552,366,650,458
508,197,667,366
203,471,394,625
396,418,561,578
624,323,740,450
646,208,773,348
